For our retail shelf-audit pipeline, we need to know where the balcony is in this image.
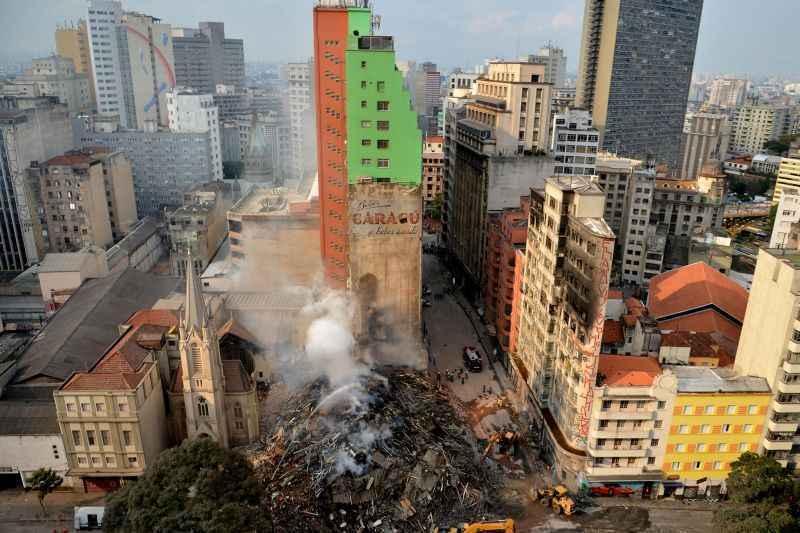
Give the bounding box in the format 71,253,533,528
769,417,799,433
591,428,652,440
788,339,800,354
763,438,794,452
784,355,800,375
774,400,800,413
779,380,800,394
597,408,655,420
588,445,648,458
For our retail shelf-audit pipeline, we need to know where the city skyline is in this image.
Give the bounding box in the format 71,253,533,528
1,0,798,78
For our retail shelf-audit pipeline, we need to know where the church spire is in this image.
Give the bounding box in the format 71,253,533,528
183,251,208,333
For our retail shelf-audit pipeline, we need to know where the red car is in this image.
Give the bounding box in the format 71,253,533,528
590,485,635,497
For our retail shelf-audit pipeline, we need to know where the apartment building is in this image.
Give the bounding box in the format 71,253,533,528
168,181,235,277
576,0,703,169
6,56,92,114
484,197,529,357
735,248,800,470
593,153,642,236
55,20,96,106
680,113,730,180
172,22,245,94
447,61,554,286
774,142,800,204
526,44,567,89
770,187,800,249
283,61,315,182
586,356,677,497
53,310,175,491
707,78,749,109
618,170,662,286
422,136,444,203
662,366,771,498
513,176,615,488
550,108,600,177
730,102,792,155
166,88,223,180
447,71,479,98
651,178,725,239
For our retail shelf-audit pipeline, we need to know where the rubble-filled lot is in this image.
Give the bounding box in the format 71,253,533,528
244,367,527,532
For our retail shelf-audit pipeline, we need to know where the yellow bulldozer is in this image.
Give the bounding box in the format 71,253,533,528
530,484,575,516
433,519,516,533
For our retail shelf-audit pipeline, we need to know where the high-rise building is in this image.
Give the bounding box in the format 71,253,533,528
55,20,96,106
0,103,73,270
283,61,316,182
575,0,703,169
526,43,567,88
774,142,800,204
422,136,443,203
313,1,423,343
446,61,554,286
680,113,730,179
172,22,245,94
707,78,749,109
769,187,800,249
446,71,479,99
730,102,792,155
87,1,176,129
166,88,223,180
550,108,600,176
5,56,92,114
512,176,614,488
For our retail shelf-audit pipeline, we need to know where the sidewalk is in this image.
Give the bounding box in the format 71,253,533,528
0,489,105,531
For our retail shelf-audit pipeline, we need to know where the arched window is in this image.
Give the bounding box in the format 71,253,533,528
197,396,209,417
191,344,203,372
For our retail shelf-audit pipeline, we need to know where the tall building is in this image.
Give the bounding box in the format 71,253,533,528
526,43,567,88
422,136,443,203
707,78,749,109
446,61,554,287
313,1,423,343
5,56,92,114
550,108,600,176
772,142,800,203
447,71,479,99
87,1,176,129
283,61,316,182
769,187,800,249
680,113,730,179
55,19,96,106
512,176,615,488
575,0,703,169
0,103,73,270
736,248,800,470
166,88,223,180
730,102,792,155
172,22,245,94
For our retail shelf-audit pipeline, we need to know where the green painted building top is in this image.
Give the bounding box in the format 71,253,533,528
344,7,421,186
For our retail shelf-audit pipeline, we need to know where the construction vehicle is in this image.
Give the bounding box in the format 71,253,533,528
530,484,575,516
479,431,520,463
433,519,516,532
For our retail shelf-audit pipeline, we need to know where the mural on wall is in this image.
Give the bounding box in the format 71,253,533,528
125,25,175,114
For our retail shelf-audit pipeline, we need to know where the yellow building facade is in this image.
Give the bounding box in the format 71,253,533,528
662,366,771,496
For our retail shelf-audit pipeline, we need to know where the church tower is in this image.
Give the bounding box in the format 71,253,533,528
179,254,230,447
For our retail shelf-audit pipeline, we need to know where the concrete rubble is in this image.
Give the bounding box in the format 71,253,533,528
243,367,509,532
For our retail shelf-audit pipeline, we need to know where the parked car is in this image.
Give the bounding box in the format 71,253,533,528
590,485,635,497
462,346,483,372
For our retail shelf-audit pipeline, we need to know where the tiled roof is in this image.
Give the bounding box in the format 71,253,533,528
46,154,90,166
660,330,732,360
597,355,662,387
218,318,259,345
647,262,748,325
658,309,743,342
602,320,624,344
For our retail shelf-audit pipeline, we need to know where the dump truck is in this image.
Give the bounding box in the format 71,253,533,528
433,519,516,532
530,484,575,516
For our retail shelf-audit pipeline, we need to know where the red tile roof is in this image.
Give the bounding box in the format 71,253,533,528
597,355,662,387
602,319,624,344
660,330,732,360
46,154,90,166
658,309,743,342
648,262,748,325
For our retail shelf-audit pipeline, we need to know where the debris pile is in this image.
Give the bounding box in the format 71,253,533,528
248,367,505,532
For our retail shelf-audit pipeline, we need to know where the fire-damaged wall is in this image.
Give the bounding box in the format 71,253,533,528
348,183,422,346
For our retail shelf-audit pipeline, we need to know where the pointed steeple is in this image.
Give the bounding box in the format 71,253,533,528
183,251,208,333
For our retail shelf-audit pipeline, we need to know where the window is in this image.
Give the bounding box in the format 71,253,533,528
101,430,110,446
682,405,692,415
377,139,389,149
361,100,367,108
748,405,758,415
66,402,76,412
360,81,367,89
377,120,389,130
122,430,131,446
72,430,81,446
697,443,706,452
361,158,372,166
86,431,96,446
672,462,681,470
128,456,137,466
657,401,666,410
678,425,689,434
602,400,612,410
198,397,209,417
722,424,731,433
616,420,625,428
377,159,389,168
377,101,389,111
704,405,714,415
81,402,91,413
636,400,646,409
91,456,101,465
743,424,753,433
726,405,736,415
701,424,710,434
234,403,243,418
361,120,372,128
718,442,728,452
118,401,127,413
235,421,245,430
654,420,663,429
676,443,686,452
713,461,722,470
377,81,385,92
647,457,656,465
738,443,748,452
360,60,367,68
599,420,609,429
95,402,105,413
693,461,702,470
361,139,371,146
77,456,87,465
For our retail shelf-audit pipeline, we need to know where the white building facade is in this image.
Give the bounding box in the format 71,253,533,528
166,88,223,180
550,108,599,176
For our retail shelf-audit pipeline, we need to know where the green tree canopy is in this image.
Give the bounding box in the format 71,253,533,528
104,438,271,533
28,468,62,514
714,452,800,533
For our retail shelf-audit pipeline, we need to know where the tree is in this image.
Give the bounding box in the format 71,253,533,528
104,438,272,533
428,193,443,221
28,468,63,514
714,452,800,533
763,140,790,155
222,161,243,180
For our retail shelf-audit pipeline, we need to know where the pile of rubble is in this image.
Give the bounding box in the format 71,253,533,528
247,367,507,532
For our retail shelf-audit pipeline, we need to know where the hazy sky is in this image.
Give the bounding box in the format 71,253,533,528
1,0,797,77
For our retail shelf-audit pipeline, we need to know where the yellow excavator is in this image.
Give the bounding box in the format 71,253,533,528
433,519,516,533
530,484,575,516
479,431,520,464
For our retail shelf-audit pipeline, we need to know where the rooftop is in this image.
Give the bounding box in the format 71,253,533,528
229,186,313,217
547,175,605,195
764,248,800,269
660,330,731,360
39,250,97,273
597,355,662,387
666,366,770,394
576,217,615,239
